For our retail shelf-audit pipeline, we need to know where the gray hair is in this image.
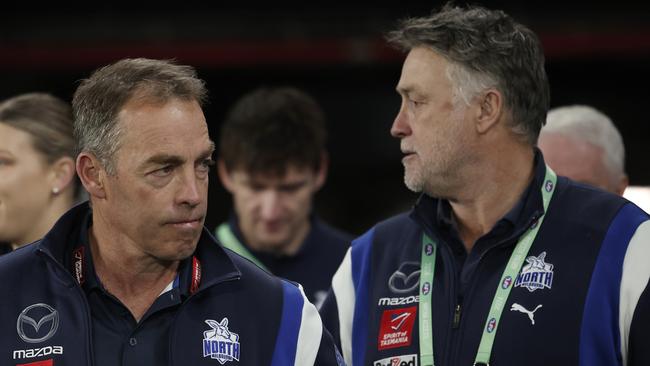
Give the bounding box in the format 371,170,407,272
542,105,625,177
72,58,208,174
387,3,550,145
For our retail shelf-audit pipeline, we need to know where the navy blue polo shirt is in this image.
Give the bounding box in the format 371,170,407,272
433,177,534,300
226,214,350,306
75,213,195,366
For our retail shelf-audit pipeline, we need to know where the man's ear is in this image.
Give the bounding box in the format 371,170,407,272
475,89,503,134
48,156,76,195
217,159,235,193
313,151,329,192
76,152,107,199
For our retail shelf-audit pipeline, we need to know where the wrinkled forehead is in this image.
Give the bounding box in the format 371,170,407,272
397,47,452,93
115,99,211,158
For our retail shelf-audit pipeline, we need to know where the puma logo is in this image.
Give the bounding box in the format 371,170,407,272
510,303,542,325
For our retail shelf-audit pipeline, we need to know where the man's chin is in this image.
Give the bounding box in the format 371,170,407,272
162,236,201,259
162,246,197,262
256,235,291,252
404,175,424,193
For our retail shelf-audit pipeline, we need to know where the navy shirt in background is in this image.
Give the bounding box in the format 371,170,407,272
226,214,350,306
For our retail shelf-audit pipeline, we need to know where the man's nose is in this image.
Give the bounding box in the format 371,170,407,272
259,190,282,220
390,103,412,139
176,168,202,207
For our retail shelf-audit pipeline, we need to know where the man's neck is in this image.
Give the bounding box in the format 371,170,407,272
89,216,179,322
448,146,535,253
244,220,311,257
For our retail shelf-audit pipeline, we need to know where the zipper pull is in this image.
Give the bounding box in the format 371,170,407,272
452,303,462,329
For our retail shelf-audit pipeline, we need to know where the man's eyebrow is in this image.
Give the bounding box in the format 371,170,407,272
396,85,413,95
144,154,185,166
201,141,216,158
279,180,309,188
142,141,215,168
195,146,216,164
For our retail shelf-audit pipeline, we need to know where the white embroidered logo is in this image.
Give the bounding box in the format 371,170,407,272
514,251,554,292
510,303,543,325
202,318,240,364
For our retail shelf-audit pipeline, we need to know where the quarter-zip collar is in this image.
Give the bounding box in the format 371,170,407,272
410,148,548,257
36,202,242,293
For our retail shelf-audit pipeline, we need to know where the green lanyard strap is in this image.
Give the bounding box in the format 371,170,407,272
419,234,437,366
215,223,271,273
418,166,557,366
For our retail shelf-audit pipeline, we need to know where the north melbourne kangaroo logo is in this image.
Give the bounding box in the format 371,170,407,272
202,318,241,364
514,251,554,292
510,303,542,325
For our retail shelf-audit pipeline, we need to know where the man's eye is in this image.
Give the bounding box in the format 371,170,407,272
152,165,174,177
249,184,265,192
198,159,215,172
197,159,215,177
279,184,304,193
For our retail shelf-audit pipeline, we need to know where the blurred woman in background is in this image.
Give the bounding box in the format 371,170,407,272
0,93,80,251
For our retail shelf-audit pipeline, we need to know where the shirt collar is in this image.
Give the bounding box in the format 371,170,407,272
76,211,100,292
435,176,532,230
74,212,196,297
412,148,546,249
36,202,241,294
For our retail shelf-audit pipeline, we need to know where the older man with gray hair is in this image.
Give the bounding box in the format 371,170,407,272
538,105,628,195
320,3,650,366
0,58,343,366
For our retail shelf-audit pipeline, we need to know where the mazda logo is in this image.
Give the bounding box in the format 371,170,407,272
388,262,421,294
16,303,59,343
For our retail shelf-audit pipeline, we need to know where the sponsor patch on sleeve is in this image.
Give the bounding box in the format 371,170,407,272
373,354,418,366
378,306,417,350
17,359,54,366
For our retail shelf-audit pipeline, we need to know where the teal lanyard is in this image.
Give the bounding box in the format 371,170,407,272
418,166,557,366
215,223,271,273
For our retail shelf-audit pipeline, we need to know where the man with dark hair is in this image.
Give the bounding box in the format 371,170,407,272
216,86,351,308
320,4,650,366
0,59,343,365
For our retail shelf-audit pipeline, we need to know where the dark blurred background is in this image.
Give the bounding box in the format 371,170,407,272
1,2,649,236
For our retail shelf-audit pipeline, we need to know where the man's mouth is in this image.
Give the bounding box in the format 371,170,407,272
401,150,416,160
167,217,203,229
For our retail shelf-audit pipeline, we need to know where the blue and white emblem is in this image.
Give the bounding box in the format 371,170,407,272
514,252,554,292
421,282,431,295
202,318,241,364
501,276,513,289
545,180,554,192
